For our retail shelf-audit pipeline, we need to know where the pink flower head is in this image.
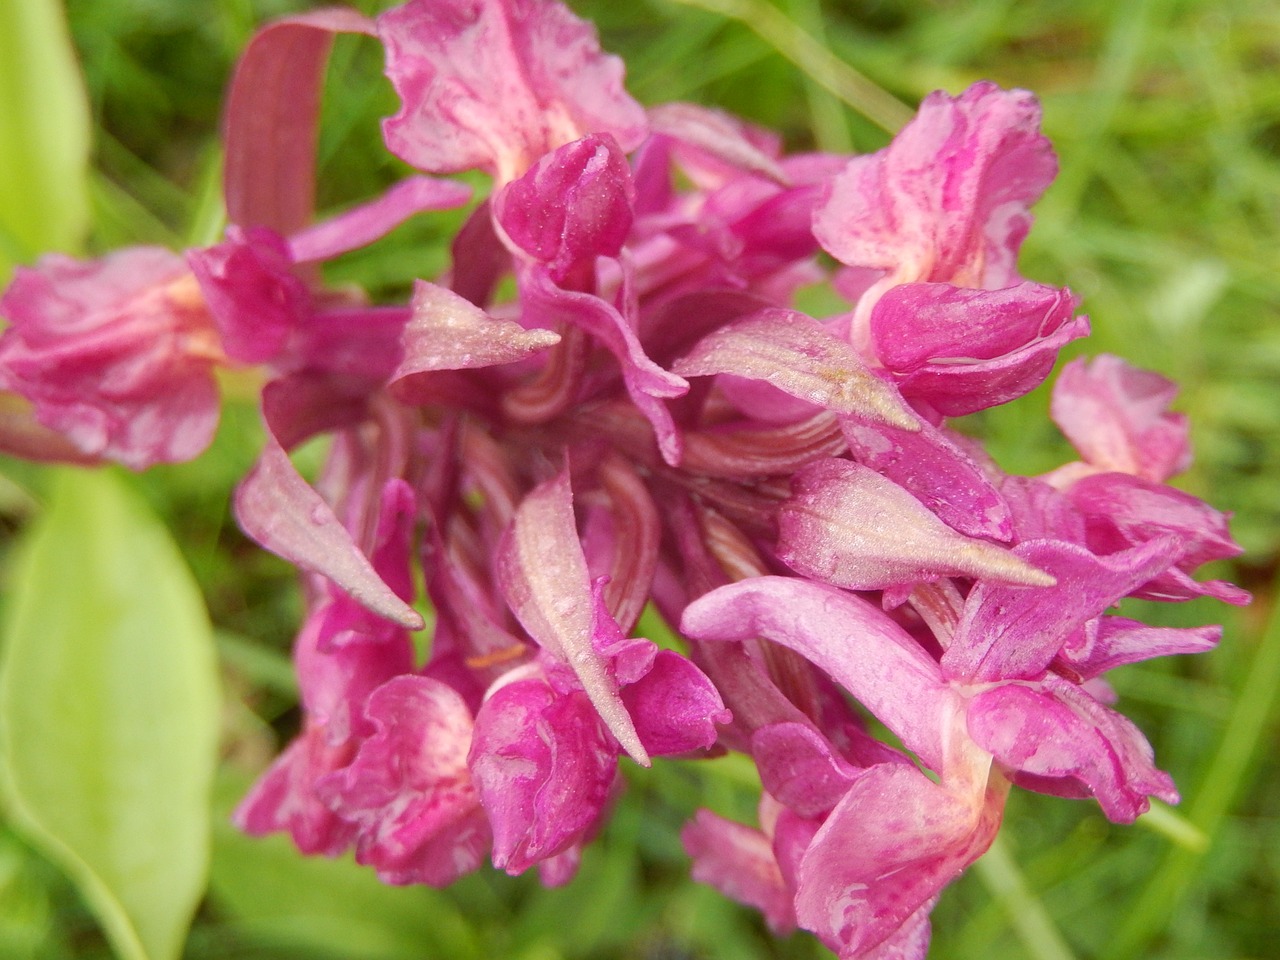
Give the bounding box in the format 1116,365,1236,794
378,0,648,183
0,248,222,468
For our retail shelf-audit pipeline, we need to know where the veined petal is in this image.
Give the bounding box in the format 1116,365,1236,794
842,415,1014,541
392,280,559,386
681,577,956,771
942,537,1180,683
673,308,917,429
682,810,797,934
235,392,424,630
378,0,647,182
223,8,376,234
497,469,649,763
779,458,1054,591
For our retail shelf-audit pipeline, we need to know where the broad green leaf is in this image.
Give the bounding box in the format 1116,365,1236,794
0,0,92,281
0,469,220,960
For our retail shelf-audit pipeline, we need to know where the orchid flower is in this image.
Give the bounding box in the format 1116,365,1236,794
0,1,1245,957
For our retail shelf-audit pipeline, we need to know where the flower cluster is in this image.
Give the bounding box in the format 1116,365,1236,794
0,1,1246,957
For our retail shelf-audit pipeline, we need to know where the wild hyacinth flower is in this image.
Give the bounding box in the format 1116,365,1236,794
0,1,1247,957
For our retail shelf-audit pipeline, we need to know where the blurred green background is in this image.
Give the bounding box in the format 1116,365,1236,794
0,0,1277,958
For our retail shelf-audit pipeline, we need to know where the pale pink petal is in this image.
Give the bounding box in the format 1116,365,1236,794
672,308,917,429
778,458,1054,591
1050,355,1191,481
497,469,649,763
378,0,647,182
681,810,797,934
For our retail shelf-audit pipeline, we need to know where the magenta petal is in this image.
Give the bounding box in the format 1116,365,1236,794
1060,616,1221,680
0,248,220,468
778,458,1054,591
942,536,1181,683
793,763,1003,959
235,429,424,630
681,810,797,934
842,415,1014,541
870,281,1087,416
966,678,1177,822
672,308,917,429
233,726,357,856
469,678,618,874
520,266,688,465
186,226,306,364
681,577,956,771
318,676,490,885
493,133,634,282
497,469,649,763
391,280,559,390
1051,355,1191,481
751,722,860,818
223,9,376,235
288,176,473,263
378,0,647,181
621,650,730,756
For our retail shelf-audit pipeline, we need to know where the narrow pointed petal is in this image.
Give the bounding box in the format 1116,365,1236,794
1060,616,1221,680
235,431,424,630
648,103,788,184
673,308,918,429
942,537,1181,683
288,176,473,263
392,280,559,387
223,9,376,234
779,458,1054,590
497,469,649,763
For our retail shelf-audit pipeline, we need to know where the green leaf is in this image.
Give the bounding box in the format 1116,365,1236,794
0,469,221,960
0,0,92,281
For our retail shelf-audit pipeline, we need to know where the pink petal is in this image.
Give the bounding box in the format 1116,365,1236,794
1060,616,1221,680
942,536,1181,683
966,677,1177,822
235,417,424,630
778,458,1054,591
794,763,1004,958
0,249,219,468
870,281,1087,416
318,675,490,885
815,81,1055,290
681,810,797,934
1050,355,1191,481
223,9,376,234
391,280,559,390
492,133,634,283
378,0,647,182
288,176,473,263
681,577,956,772
497,469,649,763
469,677,618,874
842,415,1014,541
672,308,917,429
621,650,730,756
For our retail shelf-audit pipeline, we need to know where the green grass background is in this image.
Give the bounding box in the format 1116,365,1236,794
1,0,1277,958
